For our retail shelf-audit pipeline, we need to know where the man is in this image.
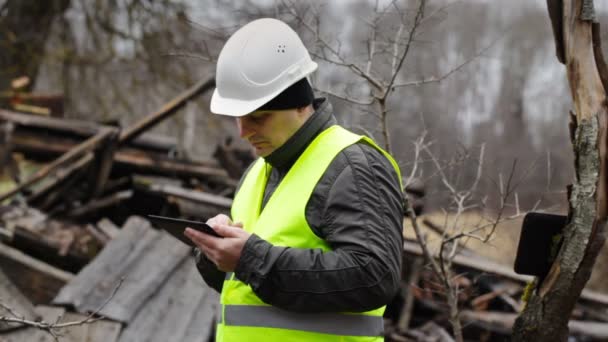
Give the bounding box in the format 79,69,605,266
185,18,404,342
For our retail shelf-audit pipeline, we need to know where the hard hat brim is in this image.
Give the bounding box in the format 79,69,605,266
210,61,318,117
210,87,283,117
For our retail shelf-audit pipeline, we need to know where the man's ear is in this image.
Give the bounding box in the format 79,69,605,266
296,104,314,117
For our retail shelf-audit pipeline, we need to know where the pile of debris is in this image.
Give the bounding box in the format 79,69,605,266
0,78,254,273
2,80,608,341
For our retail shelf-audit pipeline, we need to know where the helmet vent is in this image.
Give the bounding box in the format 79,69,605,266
277,44,286,53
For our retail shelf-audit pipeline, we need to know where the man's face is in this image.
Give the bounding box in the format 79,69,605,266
237,107,310,157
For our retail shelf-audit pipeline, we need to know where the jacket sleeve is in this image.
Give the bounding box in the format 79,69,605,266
193,247,225,293
234,143,404,313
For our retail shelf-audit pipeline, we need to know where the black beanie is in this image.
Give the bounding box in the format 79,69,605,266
257,78,314,111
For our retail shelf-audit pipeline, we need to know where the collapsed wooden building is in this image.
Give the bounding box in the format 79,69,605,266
2,81,608,341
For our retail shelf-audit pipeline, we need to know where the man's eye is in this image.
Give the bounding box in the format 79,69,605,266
252,114,268,122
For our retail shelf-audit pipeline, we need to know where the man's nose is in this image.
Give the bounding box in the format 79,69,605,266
237,118,253,139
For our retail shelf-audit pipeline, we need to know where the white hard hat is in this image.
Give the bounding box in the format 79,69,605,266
210,18,318,117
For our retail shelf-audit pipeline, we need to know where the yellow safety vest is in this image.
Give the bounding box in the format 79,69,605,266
217,125,402,342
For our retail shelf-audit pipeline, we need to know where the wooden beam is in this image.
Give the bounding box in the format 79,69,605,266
26,153,94,204
0,128,114,203
89,128,120,198
119,78,215,145
135,181,232,209
0,108,177,152
68,190,133,218
0,242,74,283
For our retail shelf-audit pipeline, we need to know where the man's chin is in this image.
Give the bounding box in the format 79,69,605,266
255,147,273,157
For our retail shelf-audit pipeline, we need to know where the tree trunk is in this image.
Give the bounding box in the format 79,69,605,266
0,0,71,91
512,0,608,341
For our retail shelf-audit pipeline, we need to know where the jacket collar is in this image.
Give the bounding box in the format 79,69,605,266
264,98,336,171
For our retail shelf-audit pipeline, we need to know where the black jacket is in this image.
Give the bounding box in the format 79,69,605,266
195,98,404,313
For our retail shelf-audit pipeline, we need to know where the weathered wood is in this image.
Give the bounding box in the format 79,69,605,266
26,153,93,204
512,1,608,340
90,128,121,198
397,257,422,332
179,279,220,342
119,78,215,145
403,239,608,306
10,131,231,183
0,108,176,152
67,190,133,218
0,109,99,137
117,259,218,342
136,181,232,209
0,268,38,331
59,311,122,342
53,216,190,323
0,242,73,284
0,92,64,117
0,242,73,304
96,218,120,240
0,122,20,185
85,224,109,245
0,127,114,203
115,149,231,181
171,197,231,221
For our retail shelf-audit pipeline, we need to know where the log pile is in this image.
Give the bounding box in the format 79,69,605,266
0,78,252,281
383,238,608,341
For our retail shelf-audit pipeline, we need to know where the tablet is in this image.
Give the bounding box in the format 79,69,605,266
147,215,222,246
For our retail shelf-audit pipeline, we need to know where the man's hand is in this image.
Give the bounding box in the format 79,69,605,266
185,215,250,272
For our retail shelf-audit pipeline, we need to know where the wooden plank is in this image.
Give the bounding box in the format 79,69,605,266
90,128,121,198
11,133,230,182
53,216,157,310
0,109,100,137
118,259,218,342
0,242,74,283
0,242,74,304
96,218,120,240
0,127,114,203
67,190,133,218
180,280,220,342
118,78,215,145
26,153,93,204
53,216,190,323
58,312,122,342
0,269,38,331
136,181,232,209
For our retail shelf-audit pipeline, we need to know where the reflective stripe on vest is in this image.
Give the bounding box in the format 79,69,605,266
220,304,384,337
218,125,402,342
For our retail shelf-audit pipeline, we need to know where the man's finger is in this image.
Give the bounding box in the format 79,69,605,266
185,227,219,248
213,224,244,238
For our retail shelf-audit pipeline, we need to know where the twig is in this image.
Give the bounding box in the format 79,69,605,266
0,278,124,339
392,35,499,89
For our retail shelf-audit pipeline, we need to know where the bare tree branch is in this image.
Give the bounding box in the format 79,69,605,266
0,278,124,340
392,36,498,89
